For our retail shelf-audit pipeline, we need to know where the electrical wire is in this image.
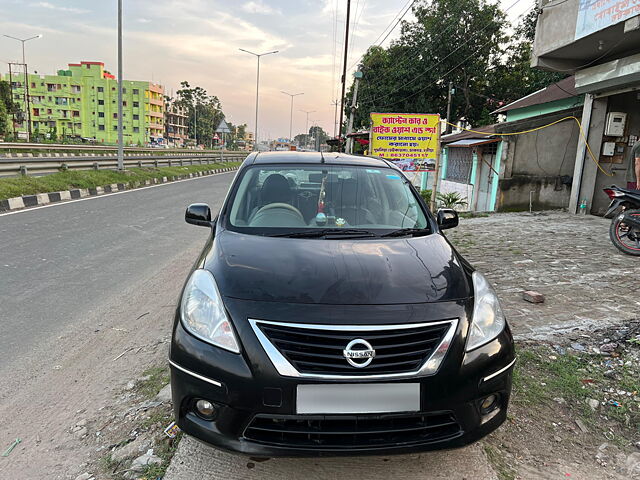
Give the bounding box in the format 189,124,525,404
538,36,626,73
360,0,526,107
347,0,515,103
347,0,416,71
442,116,614,177
347,0,368,66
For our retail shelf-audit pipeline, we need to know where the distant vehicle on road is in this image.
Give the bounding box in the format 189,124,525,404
170,151,515,456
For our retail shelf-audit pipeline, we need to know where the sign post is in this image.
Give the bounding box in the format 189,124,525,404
216,119,232,162
430,121,442,212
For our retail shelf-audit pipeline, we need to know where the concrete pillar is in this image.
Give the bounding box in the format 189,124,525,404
470,150,479,210
489,141,504,212
569,94,608,214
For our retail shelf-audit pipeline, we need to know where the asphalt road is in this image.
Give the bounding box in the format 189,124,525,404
0,172,498,479
0,172,233,364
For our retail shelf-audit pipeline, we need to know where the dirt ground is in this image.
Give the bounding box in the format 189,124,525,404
0,247,197,480
2,212,639,480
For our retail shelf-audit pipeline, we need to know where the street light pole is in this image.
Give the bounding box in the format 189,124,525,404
117,0,124,170
281,91,303,144
331,99,339,138
3,33,42,142
338,0,352,150
299,109,315,150
239,48,278,151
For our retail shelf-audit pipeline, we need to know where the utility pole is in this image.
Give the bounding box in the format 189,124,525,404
4,34,42,142
117,0,124,170
8,63,16,139
445,81,454,135
193,98,198,146
345,70,362,154
331,99,339,138
338,0,352,151
281,91,303,144
240,49,279,151
300,109,315,150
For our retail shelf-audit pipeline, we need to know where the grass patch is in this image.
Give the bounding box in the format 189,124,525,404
459,212,490,219
140,409,173,429
483,444,516,480
0,162,241,201
140,433,183,478
513,346,640,439
136,366,170,399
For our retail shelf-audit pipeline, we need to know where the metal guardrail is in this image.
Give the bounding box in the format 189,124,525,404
0,142,229,155
0,153,248,177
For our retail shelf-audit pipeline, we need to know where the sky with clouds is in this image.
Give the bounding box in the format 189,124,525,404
0,0,532,141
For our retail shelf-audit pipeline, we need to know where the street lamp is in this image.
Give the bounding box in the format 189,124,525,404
3,33,42,142
299,109,315,150
117,0,124,169
280,91,303,144
239,48,278,151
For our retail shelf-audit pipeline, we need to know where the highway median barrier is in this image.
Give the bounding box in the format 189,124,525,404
0,163,241,213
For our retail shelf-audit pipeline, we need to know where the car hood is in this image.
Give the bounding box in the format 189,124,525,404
205,230,471,305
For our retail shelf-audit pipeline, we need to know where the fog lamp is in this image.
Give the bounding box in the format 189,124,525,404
195,399,216,418
480,394,498,413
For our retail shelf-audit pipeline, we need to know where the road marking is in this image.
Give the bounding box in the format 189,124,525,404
0,170,235,217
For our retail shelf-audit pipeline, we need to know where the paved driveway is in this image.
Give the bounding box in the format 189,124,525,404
447,211,640,340
165,211,640,479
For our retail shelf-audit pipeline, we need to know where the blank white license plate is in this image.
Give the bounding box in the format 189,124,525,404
296,383,420,414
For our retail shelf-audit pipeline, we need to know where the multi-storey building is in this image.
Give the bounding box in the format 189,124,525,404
3,61,165,145
165,101,189,147
532,0,640,214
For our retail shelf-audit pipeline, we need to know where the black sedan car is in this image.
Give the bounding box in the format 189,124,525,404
170,151,515,457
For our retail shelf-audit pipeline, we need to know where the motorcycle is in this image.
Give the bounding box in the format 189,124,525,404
603,186,640,256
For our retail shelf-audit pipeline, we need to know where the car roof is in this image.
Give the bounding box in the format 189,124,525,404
243,151,395,169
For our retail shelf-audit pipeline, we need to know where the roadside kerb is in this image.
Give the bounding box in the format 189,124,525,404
0,166,239,213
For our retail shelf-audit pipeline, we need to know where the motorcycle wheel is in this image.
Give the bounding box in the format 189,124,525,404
609,209,640,256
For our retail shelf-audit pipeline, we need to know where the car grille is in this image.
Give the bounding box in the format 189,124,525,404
244,412,462,449
256,322,451,376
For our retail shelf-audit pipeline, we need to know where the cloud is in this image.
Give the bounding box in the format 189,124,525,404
241,1,279,15
31,2,88,14
137,18,152,24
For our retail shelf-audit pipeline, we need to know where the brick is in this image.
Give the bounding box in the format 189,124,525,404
523,291,545,304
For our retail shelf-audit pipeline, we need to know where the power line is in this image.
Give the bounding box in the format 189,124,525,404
360,0,526,107
349,0,526,104
367,4,535,110
348,0,416,71
347,0,368,67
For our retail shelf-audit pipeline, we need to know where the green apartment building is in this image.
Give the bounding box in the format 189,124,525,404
3,61,164,145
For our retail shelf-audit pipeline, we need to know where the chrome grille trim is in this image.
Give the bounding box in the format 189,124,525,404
249,318,458,380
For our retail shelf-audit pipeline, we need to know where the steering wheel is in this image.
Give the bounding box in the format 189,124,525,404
253,203,305,222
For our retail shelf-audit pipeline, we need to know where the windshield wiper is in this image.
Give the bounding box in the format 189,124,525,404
381,227,430,238
271,228,378,239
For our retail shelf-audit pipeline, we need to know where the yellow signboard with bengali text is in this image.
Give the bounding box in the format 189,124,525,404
370,113,440,171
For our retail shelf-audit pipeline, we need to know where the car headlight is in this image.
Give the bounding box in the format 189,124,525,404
180,269,240,353
466,272,506,351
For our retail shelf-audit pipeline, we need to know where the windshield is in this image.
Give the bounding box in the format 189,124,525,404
225,164,429,237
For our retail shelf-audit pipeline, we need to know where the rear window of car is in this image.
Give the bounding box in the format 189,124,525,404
224,164,428,236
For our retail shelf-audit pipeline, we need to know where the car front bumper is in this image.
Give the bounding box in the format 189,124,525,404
169,313,515,457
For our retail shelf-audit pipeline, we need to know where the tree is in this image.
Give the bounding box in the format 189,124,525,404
346,0,566,131
175,81,225,148
308,126,328,150
0,80,17,138
488,8,567,109
349,0,506,130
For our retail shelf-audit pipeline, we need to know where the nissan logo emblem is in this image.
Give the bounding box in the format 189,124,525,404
343,339,376,368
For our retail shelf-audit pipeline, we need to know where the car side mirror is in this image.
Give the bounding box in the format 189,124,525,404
185,203,213,227
437,208,459,230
